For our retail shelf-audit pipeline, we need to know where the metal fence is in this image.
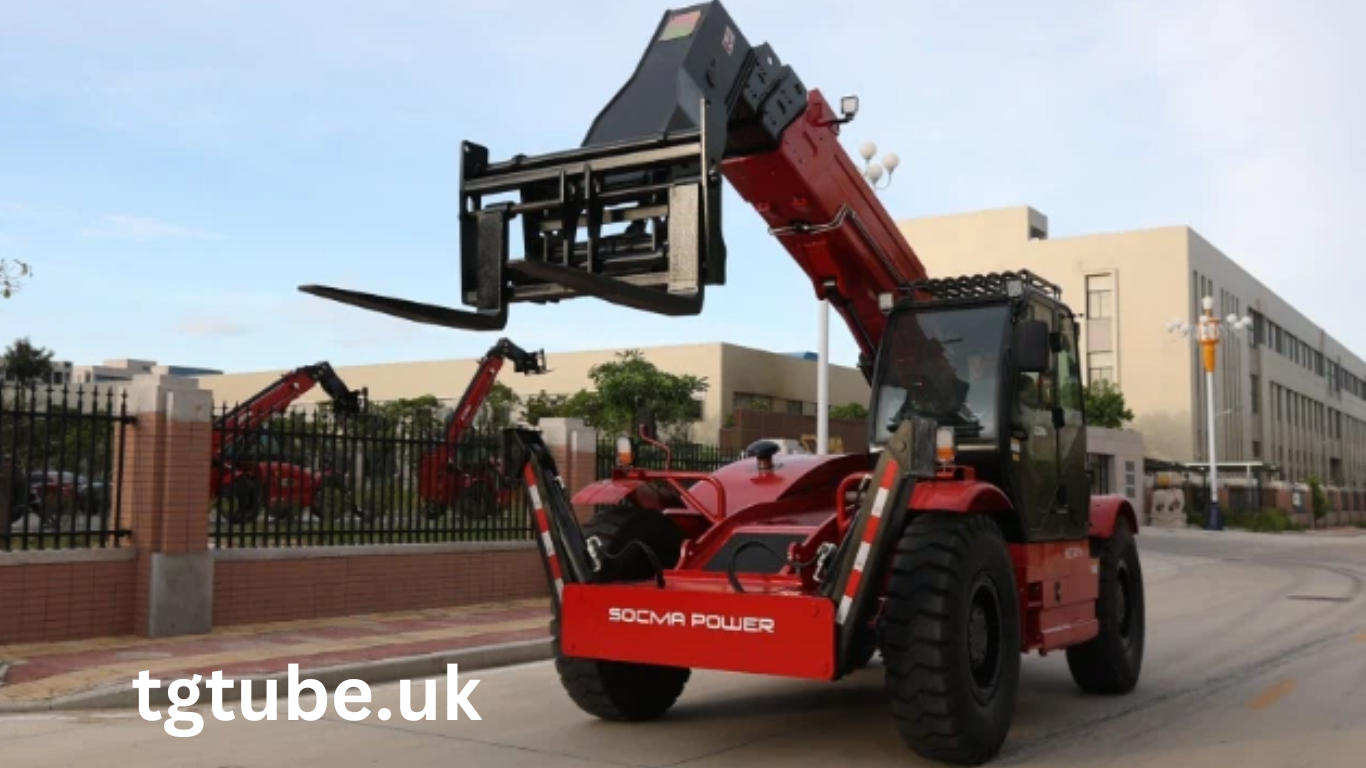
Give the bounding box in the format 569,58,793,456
209,403,533,548
1,381,134,551
595,437,743,479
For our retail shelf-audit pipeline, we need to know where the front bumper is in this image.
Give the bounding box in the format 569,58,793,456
557,573,837,680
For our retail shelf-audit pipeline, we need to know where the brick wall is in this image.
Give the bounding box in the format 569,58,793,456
0,552,138,644
0,407,595,646
211,542,547,626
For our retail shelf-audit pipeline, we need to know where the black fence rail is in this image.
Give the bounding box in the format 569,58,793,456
1,381,133,551
595,437,743,479
209,402,533,548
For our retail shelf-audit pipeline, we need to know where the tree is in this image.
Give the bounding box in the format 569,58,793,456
574,350,708,440
1307,473,1329,528
522,390,568,425
1083,379,1134,429
477,382,521,429
370,395,446,436
830,402,869,420
1,258,31,299
3,337,54,389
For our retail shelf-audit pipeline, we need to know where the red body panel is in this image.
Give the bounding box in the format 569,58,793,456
1089,494,1140,538
909,479,1013,514
1010,541,1101,652
212,462,338,511
681,452,868,518
572,479,657,507
560,576,836,680
552,536,1101,679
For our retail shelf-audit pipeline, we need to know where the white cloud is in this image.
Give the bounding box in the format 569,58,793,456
82,214,221,240
178,316,250,337
0,201,44,219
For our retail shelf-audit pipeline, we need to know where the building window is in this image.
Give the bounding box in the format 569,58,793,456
1125,460,1136,500
1089,454,1112,494
1250,374,1259,414
1088,352,1114,384
1253,441,1261,459
1086,275,1113,319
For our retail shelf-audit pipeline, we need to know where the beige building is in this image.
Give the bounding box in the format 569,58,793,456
192,342,871,444
897,206,1366,487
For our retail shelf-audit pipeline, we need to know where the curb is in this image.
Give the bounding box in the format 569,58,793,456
0,637,554,714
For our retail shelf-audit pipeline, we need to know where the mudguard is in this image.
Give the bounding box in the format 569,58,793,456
570,479,684,510
909,480,1013,514
1088,494,1140,538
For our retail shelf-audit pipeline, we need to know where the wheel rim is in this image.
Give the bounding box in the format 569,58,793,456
967,574,1003,702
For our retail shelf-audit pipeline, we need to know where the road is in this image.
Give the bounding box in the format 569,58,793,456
4,527,1365,767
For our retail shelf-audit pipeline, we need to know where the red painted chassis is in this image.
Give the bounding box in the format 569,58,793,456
544,448,1138,682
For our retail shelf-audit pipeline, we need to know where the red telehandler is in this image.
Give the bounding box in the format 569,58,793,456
417,337,548,521
299,3,1146,763
212,361,367,524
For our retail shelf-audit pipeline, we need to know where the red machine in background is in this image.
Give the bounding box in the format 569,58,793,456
298,3,1146,764
212,361,366,524
417,337,547,520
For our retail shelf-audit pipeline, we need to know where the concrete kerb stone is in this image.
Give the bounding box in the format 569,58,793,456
0,637,553,714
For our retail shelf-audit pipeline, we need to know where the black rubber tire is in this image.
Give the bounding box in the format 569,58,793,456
881,513,1021,766
311,478,350,521
1066,516,1145,694
553,506,690,721
457,476,499,521
850,626,879,669
223,476,262,525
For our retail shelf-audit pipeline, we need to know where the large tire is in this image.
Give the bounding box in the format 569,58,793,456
881,513,1021,766
222,476,262,525
553,506,690,721
1066,515,1145,694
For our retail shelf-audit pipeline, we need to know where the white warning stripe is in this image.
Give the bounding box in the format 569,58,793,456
853,540,871,573
869,486,890,518
836,595,853,624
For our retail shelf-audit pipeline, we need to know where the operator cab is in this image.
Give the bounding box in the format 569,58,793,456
867,270,1090,542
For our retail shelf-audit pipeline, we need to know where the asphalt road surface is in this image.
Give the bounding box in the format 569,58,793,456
5,527,1365,767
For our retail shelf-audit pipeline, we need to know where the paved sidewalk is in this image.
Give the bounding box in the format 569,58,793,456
0,598,552,711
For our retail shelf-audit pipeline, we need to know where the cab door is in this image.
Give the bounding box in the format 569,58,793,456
1008,299,1061,539
1053,309,1092,539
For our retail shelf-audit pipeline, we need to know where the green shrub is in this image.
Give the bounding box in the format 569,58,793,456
1224,508,1303,533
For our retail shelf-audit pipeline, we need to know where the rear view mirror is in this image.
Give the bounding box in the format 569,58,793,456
1014,320,1050,373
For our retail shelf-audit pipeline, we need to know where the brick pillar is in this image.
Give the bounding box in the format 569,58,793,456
537,417,600,522
118,373,215,637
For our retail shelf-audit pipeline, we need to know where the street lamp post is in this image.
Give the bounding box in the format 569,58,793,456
1167,298,1252,530
812,138,898,456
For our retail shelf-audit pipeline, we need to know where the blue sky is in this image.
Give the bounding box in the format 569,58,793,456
2,0,1363,374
